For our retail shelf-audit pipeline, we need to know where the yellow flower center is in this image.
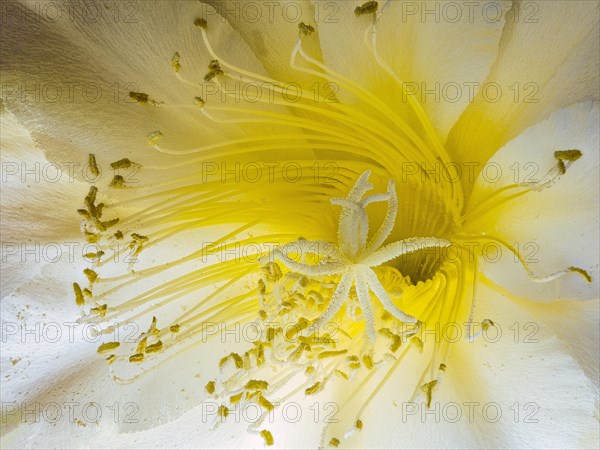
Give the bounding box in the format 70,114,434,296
71,2,590,446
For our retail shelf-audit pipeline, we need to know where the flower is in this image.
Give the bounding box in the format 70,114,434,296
1,1,598,449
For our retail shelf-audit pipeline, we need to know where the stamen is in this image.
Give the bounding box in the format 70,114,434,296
88,153,100,177
355,1,379,16
298,22,315,37
193,17,207,29
171,52,181,72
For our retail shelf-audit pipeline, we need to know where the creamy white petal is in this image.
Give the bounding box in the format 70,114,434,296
0,109,83,298
203,0,326,90
347,284,599,449
507,296,600,398
1,1,305,178
447,1,599,192
470,101,599,301
0,251,255,443
313,0,509,138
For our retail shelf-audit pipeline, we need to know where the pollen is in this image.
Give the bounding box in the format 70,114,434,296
260,430,274,446
568,266,592,283
88,153,100,177
109,175,126,189
171,52,181,72
355,1,379,16
74,9,592,446
129,91,150,104
97,342,120,354
110,158,138,170
193,17,207,29
73,282,85,306
298,22,315,37
129,353,144,363
205,381,216,395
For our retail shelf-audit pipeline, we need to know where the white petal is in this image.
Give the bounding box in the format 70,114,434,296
447,1,599,190
0,256,249,442
313,0,509,138
203,0,326,90
0,110,83,298
507,296,600,396
1,1,305,177
347,284,599,449
471,101,599,301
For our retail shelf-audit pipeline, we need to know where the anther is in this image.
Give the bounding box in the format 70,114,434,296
355,1,379,16
194,17,208,29
88,154,100,177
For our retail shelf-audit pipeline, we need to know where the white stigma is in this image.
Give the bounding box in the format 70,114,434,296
262,170,451,343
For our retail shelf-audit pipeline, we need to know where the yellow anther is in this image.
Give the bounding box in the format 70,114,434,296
110,158,137,170
298,22,315,37
305,381,323,395
146,341,163,353
260,430,274,446
73,283,85,306
347,355,361,370
230,392,243,404
171,52,181,72
91,304,107,317
205,381,216,395
258,395,274,411
170,324,181,333
88,154,100,177
132,233,149,243
355,1,378,16
285,317,309,340
147,316,159,335
129,91,150,104
97,342,120,353
554,149,582,162
114,230,124,240
220,352,244,369
193,97,205,108
86,185,98,204
329,437,340,448
218,405,229,418
245,379,269,391
554,149,583,174
356,419,363,430
335,369,349,380
254,344,265,366
136,337,148,354
481,318,495,331
318,350,347,359
109,175,126,189
84,268,98,283
568,266,592,283
204,59,224,82
147,130,163,145
194,17,208,29
129,353,144,363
